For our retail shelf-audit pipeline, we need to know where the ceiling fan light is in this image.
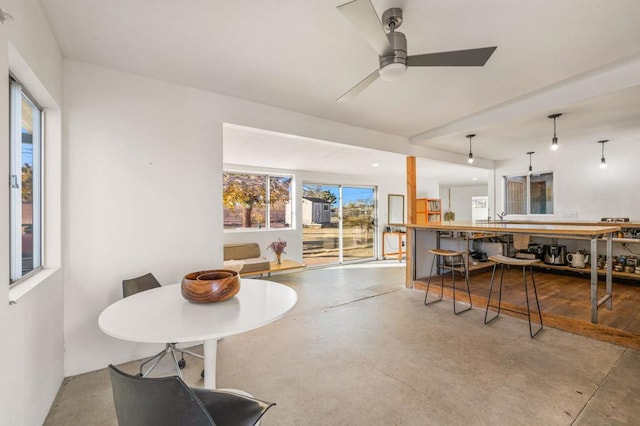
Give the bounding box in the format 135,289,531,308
379,62,407,81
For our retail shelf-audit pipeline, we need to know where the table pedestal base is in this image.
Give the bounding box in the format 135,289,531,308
203,338,219,389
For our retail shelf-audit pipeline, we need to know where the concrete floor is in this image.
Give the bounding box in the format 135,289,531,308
45,262,640,425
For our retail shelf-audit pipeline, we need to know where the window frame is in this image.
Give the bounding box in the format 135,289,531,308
223,170,294,232
9,76,44,285
503,171,554,216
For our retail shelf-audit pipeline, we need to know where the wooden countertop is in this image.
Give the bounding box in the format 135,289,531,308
482,219,640,228
405,221,621,237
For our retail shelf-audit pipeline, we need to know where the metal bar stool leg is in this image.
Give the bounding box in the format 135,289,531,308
524,265,543,338
453,254,472,315
424,252,443,306
484,263,505,324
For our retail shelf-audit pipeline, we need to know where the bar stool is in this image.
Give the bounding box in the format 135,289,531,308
424,249,472,315
484,255,543,338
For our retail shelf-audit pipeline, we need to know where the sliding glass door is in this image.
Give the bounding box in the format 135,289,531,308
302,183,376,267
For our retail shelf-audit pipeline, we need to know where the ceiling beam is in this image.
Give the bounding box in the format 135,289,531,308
410,53,640,144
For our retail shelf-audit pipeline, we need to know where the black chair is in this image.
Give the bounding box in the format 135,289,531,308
122,273,204,377
108,364,275,426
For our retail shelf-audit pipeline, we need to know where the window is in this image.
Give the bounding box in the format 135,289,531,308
504,172,554,215
301,183,376,266
10,77,43,283
223,172,293,230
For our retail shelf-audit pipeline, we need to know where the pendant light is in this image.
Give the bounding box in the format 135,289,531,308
527,151,535,176
548,113,562,151
466,134,475,164
598,140,609,169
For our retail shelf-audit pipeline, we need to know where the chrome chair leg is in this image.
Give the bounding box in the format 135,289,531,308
177,346,204,360
139,346,168,376
169,346,183,379
138,345,168,377
139,343,204,377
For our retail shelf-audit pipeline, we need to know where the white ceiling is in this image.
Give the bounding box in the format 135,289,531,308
39,0,640,184
224,124,489,185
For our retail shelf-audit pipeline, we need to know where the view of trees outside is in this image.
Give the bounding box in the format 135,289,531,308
19,97,36,277
302,184,375,266
223,173,292,229
223,175,376,265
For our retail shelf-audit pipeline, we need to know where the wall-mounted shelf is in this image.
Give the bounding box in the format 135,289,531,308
416,198,441,224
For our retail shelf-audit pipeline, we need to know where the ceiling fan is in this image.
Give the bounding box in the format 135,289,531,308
336,0,497,102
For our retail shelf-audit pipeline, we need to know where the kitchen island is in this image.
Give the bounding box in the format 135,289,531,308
406,221,621,323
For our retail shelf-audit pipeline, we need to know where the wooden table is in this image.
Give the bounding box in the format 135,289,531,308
406,221,621,323
240,259,306,278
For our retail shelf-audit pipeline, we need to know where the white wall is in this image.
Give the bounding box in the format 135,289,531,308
494,139,640,221
417,180,440,200
63,60,418,376
1,0,64,424
439,185,489,222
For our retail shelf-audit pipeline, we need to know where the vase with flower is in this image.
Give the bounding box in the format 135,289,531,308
267,238,287,264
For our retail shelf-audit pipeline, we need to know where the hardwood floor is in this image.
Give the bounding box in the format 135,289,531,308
415,266,640,349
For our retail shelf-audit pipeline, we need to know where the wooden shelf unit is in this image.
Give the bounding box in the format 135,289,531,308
382,232,406,261
416,198,442,224
495,222,640,282
533,263,640,282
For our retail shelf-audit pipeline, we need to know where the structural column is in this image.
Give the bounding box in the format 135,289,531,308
406,156,416,288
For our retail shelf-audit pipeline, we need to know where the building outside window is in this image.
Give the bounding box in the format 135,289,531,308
504,172,554,215
223,172,293,230
9,77,43,283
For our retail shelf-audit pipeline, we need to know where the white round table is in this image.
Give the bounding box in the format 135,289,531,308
99,279,298,388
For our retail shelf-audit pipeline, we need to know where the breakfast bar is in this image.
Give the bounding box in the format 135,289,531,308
406,221,621,323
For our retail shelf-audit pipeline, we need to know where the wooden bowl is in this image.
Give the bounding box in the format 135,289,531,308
181,269,240,303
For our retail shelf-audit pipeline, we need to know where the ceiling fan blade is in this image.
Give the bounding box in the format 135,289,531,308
407,46,497,67
337,69,380,102
337,0,392,57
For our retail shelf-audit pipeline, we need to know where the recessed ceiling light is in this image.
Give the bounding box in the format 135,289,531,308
372,163,379,167
472,177,478,181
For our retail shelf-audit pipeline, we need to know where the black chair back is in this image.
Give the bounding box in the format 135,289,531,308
122,272,161,298
108,364,214,426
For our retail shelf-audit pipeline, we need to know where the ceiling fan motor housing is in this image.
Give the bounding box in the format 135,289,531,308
378,8,407,80
379,31,407,79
